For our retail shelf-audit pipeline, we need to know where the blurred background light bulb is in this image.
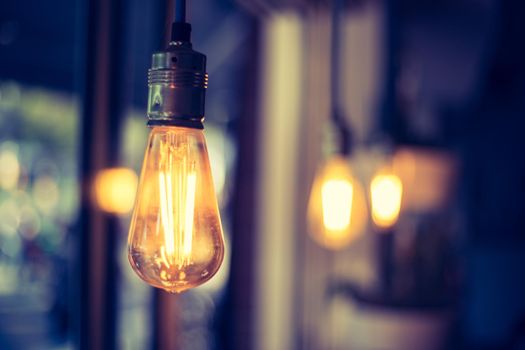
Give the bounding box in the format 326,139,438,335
127,126,224,293
370,169,403,229
93,167,138,215
307,156,367,250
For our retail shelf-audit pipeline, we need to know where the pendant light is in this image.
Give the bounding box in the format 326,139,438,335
127,0,225,293
307,0,367,250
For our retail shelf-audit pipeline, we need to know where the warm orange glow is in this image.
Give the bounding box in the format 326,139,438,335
93,168,138,214
128,126,224,293
370,172,403,229
321,179,353,231
393,148,456,212
308,156,367,250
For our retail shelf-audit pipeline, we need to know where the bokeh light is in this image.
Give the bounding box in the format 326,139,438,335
93,167,138,215
308,156,367,250
370,172,403,229
0,143,20,190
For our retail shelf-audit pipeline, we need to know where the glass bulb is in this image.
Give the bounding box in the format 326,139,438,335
128,126,225,293
370,169,403,229
307,156,367,250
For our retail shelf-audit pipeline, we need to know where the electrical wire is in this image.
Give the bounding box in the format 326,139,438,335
170,0,191,43
174,0,186,23
330,0,353,155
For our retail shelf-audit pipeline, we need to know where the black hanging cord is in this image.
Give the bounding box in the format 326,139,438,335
171,0,191,42
174,0,186,23
330,0,353,156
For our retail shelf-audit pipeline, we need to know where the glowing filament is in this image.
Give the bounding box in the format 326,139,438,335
159,172,175,257
157,142,197,268
183,172,196,257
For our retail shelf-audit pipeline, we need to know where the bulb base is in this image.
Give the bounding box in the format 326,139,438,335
147,42,207,129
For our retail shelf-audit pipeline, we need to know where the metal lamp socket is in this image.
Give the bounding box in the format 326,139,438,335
147,42,208,129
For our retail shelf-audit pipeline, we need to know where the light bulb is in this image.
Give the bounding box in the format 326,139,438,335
128,126,224,293
127,24,224,293
93,167,138,215
307,156,367,250
370,169,403,229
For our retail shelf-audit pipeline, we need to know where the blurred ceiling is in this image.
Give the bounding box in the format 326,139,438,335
0,0,77,90
0,0,501,116
0,0,242,97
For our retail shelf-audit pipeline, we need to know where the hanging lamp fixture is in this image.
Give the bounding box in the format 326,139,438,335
307,0,367,250
127,0,225,293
